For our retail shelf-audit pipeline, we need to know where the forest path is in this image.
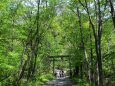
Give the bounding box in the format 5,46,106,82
41,76,76,86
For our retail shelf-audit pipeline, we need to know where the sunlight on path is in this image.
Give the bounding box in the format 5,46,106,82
41,76,76,86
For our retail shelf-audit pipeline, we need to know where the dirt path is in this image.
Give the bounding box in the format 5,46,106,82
41,76,76,86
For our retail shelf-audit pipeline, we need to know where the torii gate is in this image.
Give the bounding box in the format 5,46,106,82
48,55,72,78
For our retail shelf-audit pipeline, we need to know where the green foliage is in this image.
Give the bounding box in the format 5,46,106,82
0,0,115,85
38,74,54,82
73,77,90,86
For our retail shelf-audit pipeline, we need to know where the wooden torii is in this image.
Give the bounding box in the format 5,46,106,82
48,55,72,78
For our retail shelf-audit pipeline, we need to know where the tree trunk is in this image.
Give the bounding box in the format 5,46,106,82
89,30,93,86
18,0,40,82
77,6,89,81
108,0,115,28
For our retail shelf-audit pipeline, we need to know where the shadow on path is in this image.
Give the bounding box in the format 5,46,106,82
41,76,76,86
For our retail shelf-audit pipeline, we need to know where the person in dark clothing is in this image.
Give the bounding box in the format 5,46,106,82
62,70,64,77
59,70,62,77
54,72,57,77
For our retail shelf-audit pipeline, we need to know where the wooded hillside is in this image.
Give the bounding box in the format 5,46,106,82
0,0,115,86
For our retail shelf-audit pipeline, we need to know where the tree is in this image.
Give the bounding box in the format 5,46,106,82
108,0,115,28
